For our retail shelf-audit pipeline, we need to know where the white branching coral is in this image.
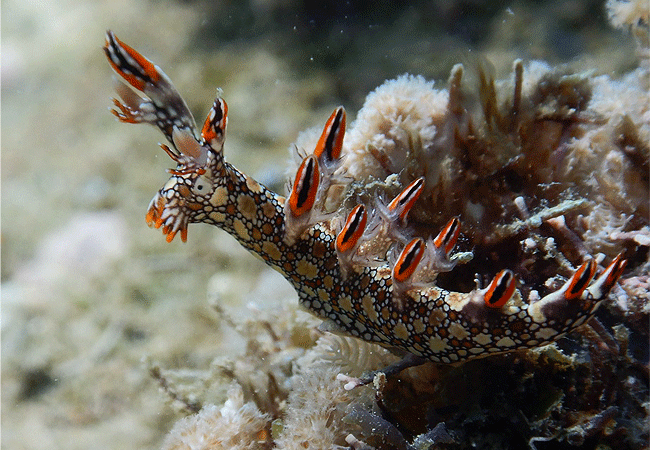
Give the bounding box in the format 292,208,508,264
299,334,398,378
161,384,271,450
606,0,649,31
606,0,650,64
343,74,449,181
274,366,353,450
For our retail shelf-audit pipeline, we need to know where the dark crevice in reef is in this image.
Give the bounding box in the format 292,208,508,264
17,367,57,402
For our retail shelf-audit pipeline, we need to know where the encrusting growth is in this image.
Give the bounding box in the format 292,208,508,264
104,31,628,370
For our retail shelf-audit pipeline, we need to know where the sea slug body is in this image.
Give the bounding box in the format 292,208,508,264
104,30,629,371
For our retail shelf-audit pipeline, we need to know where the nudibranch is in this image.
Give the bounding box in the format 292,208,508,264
104,31,626,371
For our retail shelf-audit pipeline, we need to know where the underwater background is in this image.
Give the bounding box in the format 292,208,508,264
2,0,647,449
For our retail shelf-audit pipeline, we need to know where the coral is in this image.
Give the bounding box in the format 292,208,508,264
300,334,398,379
606,0,650,64
161,384,271,450
606,0,649,29
340,74,450,182
274,366,352,450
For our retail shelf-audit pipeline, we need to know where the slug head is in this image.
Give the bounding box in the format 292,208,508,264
146,128,224,243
